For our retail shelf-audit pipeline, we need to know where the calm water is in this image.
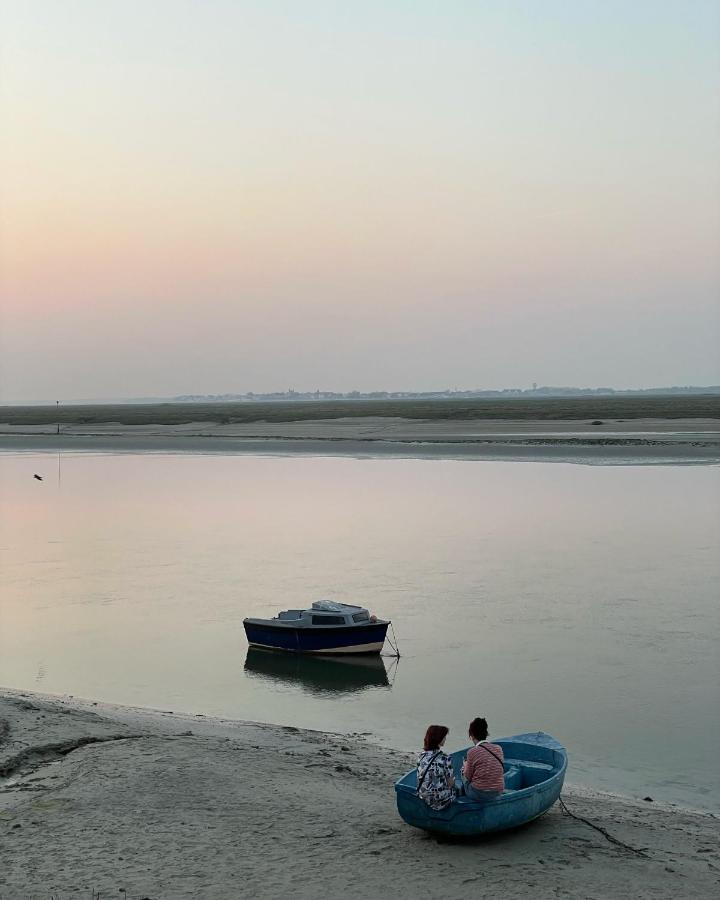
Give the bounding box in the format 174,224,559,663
1,451,718,810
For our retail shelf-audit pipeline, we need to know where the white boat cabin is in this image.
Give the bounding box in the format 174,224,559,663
273,600,375,628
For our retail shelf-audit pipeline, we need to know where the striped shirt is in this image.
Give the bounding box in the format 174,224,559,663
462,740,505,792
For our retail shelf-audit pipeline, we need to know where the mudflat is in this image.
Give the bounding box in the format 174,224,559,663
1,688,718,899
2,411,719,464
2,396,718,463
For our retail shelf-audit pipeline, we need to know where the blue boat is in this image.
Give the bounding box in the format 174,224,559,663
395,732,567,836
243,600,390,655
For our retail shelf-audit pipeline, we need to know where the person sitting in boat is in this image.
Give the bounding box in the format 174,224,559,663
460,717,505,800
416,725,456,811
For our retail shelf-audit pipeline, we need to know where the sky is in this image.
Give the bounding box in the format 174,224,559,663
1,0,719,402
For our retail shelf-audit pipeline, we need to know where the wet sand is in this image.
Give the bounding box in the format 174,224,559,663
1,416,719,463
1,688,718,899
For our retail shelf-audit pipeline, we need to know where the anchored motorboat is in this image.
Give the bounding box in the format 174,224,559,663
243,600,393,655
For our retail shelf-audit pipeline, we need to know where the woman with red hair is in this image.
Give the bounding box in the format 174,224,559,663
416,725,456,810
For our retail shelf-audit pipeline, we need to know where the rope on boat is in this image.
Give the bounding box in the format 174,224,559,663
558,795,650,858
383,621,401,658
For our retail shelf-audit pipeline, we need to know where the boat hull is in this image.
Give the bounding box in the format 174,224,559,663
395,732,567,836
243,620,389,654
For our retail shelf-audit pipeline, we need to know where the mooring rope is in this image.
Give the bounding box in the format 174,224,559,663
558,795,650,858
383,620,401,658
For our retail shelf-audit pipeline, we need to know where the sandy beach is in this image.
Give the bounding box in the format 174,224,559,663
1,688,718,899
1,415,719,463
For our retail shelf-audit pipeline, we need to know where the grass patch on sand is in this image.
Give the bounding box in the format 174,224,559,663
0,395,718,427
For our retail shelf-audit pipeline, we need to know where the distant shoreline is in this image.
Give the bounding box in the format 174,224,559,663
2,398,718,464
2,393,719,426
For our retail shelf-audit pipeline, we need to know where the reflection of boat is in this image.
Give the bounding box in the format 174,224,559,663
244,646,392,695
243,600,390,654
395,732,567,836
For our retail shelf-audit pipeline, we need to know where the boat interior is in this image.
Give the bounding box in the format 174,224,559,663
399,740,563,801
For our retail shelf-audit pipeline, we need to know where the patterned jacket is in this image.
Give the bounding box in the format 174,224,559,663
416,750,455,810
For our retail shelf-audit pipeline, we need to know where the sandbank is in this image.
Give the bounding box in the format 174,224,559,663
1,687,718,899
1,416,719,464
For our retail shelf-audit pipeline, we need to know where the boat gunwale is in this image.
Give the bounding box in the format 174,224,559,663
243,618,390,633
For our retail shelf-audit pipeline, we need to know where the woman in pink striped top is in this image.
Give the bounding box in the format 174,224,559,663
461,717,505,800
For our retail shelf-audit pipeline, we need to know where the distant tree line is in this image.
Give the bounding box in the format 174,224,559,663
167,385,720,403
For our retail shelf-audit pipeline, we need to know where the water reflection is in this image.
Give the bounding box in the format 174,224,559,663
244,647,395,695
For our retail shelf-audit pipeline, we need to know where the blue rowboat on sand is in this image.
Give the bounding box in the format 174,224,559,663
395,732,567,836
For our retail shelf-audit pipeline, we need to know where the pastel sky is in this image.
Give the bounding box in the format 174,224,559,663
1,1,718,402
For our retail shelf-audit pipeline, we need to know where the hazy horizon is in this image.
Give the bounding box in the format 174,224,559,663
2,1,719,403
3,382,720,408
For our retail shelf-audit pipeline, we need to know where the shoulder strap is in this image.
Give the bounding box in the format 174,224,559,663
477,743,503,768
416,751,442,793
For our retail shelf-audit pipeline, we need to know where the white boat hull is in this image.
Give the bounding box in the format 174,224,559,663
246,639,385,655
